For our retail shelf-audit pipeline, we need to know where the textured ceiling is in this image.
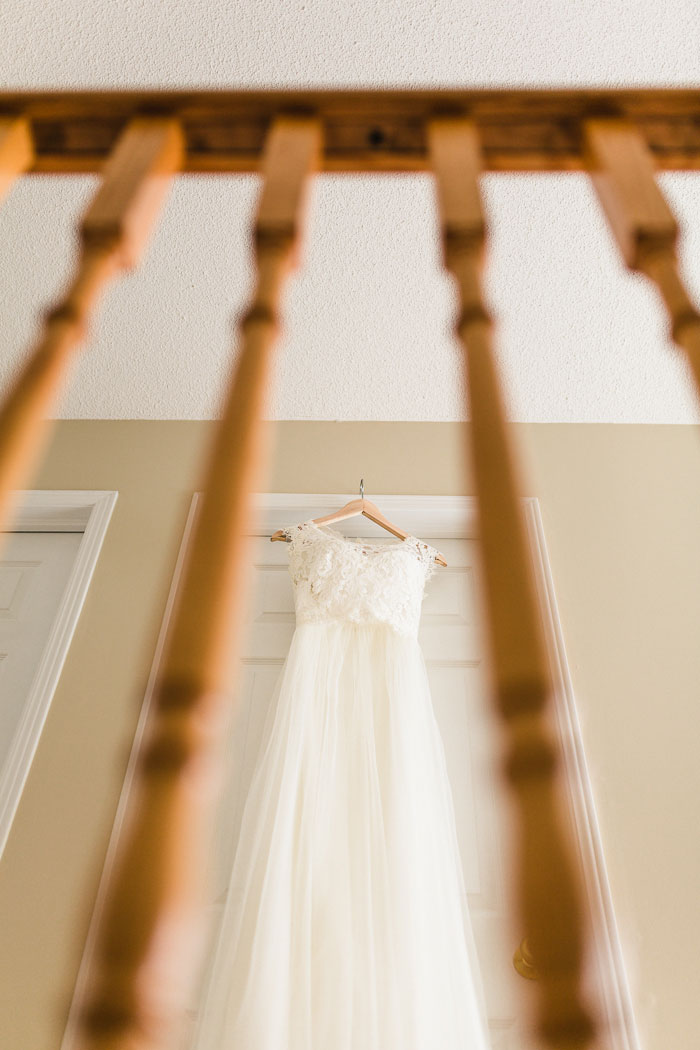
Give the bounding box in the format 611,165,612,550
1,0,700,422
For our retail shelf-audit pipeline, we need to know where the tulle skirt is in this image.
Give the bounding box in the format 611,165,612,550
194,620,491,1050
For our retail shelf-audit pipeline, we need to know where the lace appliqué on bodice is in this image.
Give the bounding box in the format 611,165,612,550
280,520,439,638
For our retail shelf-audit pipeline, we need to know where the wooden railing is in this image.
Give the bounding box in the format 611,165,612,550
2,88,699,1050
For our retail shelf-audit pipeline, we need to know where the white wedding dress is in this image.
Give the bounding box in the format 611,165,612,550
194,520,491,1050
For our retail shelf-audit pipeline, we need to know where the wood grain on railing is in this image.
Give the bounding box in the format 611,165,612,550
428,115,595,1050
0,117,183,536
0,116,33,203
2,89,700,173
584,118,700,400
75,115,321,1050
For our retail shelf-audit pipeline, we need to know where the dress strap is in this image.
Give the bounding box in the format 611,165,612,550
406,535,440,580
280,520,312,543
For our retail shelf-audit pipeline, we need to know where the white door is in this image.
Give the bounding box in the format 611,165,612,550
190,530,539,1050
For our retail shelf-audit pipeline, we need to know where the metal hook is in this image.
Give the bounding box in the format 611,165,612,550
359,478,364,500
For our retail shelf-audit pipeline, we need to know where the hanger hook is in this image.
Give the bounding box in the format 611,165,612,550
359,478,364,500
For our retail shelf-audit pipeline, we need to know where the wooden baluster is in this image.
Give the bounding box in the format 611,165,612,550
0,117,183,534
583,118,700,399
75,115,321,1050
0,116,33,203
428,116,595,1050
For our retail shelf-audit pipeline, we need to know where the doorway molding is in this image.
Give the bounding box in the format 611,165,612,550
62,491,639,1050
0,489,117,859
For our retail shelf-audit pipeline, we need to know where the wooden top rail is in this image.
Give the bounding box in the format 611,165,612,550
2,88,700,173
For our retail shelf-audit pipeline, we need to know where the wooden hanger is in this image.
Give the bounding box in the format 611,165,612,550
270,481,448,566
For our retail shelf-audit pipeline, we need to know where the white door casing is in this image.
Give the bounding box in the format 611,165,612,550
0,490,117,860
63,494,640,1050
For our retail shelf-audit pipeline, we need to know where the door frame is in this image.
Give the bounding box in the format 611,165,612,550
62,492,640,1050
0,489,117,859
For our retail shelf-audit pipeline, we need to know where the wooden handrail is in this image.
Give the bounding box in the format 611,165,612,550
428,116,594,1049
0,88,699,173
0,117,183,536
74,115,321,1050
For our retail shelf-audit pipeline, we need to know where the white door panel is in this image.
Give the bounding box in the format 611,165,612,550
0,491,116,864
0,532,83,776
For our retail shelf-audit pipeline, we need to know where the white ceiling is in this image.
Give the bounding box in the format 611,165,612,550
1,0,700,423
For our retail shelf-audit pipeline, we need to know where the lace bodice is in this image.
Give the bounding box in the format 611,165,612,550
280,520,439,638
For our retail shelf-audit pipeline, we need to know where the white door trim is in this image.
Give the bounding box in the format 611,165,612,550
251,492,481,538
521,499,640,1050
0,489,117,859
62,492,639,1050
61,492,201,1050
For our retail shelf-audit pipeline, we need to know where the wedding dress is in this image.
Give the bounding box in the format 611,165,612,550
194,520,491,1050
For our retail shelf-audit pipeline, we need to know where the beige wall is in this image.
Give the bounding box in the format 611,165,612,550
1,420,699,1050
